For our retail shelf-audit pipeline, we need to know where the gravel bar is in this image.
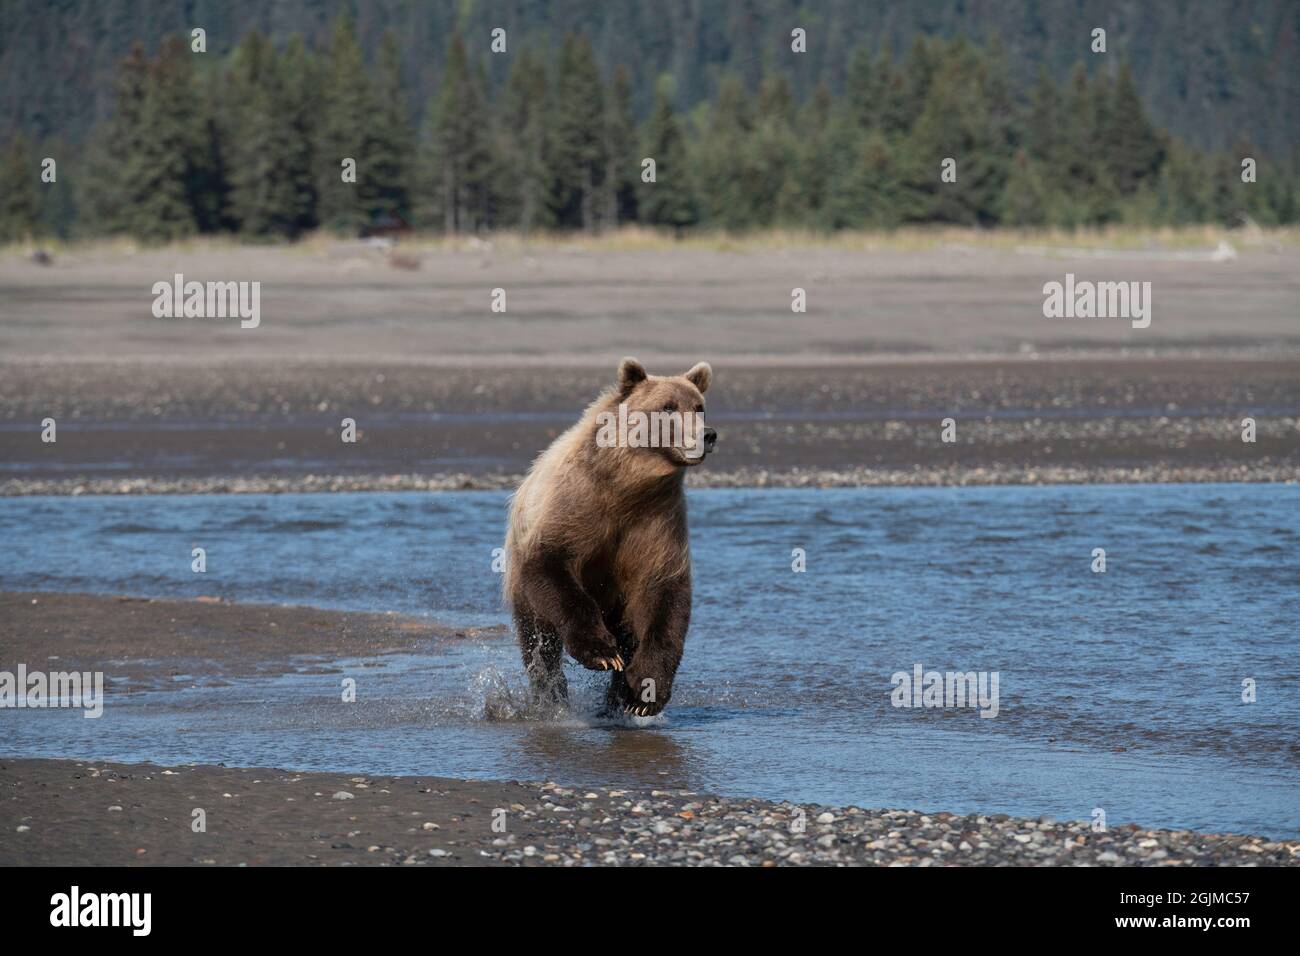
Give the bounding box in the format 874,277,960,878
3,759,1296,867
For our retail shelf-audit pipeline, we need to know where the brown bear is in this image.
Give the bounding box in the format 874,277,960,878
503,358,716,717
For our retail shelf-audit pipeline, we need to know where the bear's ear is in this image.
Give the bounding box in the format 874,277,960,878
684,361,712,394
618,357,647,391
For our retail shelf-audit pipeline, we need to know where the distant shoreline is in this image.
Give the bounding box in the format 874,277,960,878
3,464,1298,496
8,223,1300,257
4,356,1296,493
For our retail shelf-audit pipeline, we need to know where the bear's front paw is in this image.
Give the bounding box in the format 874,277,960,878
622,666,671,717
566,628,625,672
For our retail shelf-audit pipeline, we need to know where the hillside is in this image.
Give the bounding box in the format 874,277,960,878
3,0,1297,156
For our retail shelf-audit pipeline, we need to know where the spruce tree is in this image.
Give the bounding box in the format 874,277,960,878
639,84,698,234
413,107,442,230
825,119,904,230
1104,60,1165,195
1024,66,1061,168
0,133,41,241
279,35,320,233
79,44,149,235
1056,62,1105,226
999,150,1051,226
902,41,1007,225
858,129,905,227
845,46,879,130
1154,140,1211,224
876,44,909,138
897,36,936,136
227,30,302,237
471,56,507,229
694,73,756,229
432,33,492,233
125,36,201,242
34,135,76,238
191,58,233,233
369,32,415,222
503,47,556,232
316,12,377,234
603,66,638,227
1085,69,1122,223
553,34,607,231
751,73,800,227
794,83,835,226
819,102,868,229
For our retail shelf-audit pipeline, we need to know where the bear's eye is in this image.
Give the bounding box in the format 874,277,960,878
663,401,678,413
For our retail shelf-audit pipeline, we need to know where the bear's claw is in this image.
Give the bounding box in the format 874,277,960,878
624,703,660,717
592,655,624,671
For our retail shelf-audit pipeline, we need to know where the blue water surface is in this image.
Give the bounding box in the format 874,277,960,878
1,484,1297,836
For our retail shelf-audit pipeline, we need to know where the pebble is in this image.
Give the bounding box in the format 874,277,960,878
454,783,1300,868
11,460,1295,497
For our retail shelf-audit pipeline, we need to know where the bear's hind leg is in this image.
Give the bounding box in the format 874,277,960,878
515,607,568,710
603,668,636,715
601,620,638,715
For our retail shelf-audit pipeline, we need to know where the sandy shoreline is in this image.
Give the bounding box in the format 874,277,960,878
4,242,1298,362
2,591,1298,866
0,591,504,694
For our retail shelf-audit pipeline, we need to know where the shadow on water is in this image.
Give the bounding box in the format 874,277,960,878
511,723,700,791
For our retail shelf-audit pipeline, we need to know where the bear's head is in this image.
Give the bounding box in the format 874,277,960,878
600,357,717,473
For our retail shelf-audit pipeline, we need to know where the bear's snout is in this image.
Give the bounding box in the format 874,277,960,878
703,426,717,453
